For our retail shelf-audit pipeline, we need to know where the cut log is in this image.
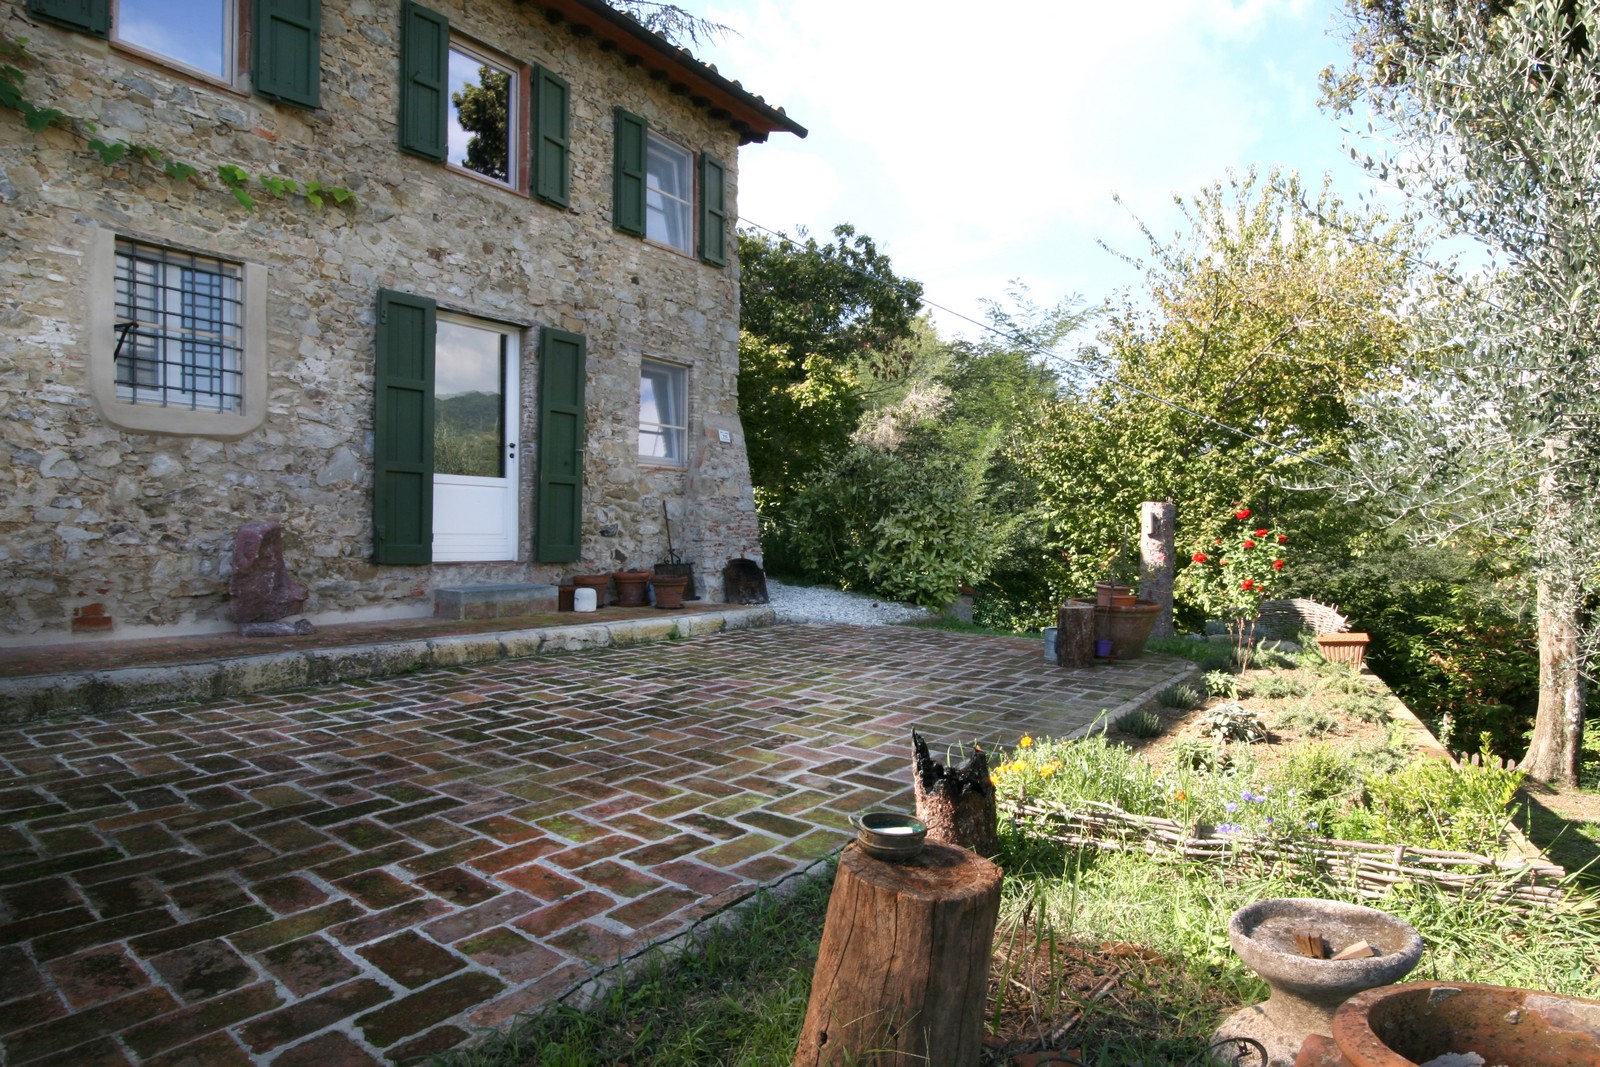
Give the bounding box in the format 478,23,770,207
1057,601,1096,668
911,731,998,858
793,841,1003,1066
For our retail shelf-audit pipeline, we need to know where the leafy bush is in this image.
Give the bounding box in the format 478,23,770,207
1114,709,1165,738
1272,742,1360,804
1271,705,1340,737
1203,670,1238,698
1241,674,1309,699
1166,736,1218,771
1360,749,1524,853
1202,703,1266,743
1157,683,1204,710
1332,690,1392,724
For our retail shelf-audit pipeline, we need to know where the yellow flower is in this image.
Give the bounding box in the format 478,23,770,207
1173,789,1187,802
989,775,999,786
1019,735,1034,748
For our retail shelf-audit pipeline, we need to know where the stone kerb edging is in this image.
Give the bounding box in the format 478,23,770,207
0,607,777,723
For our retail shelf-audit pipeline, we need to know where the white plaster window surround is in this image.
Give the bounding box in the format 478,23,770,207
639,358,689,466
447,37,520,190
645,131,694,255
87,227,268,438
112,0,243,88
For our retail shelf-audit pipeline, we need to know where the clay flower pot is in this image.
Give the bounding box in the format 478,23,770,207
651,574,689,610
1317,632,1371,669
611,570,651,607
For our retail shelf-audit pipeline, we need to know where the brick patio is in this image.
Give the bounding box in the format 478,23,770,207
0,623,1191,1065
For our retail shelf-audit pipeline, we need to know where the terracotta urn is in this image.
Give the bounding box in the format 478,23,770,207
651,573,689,610
611,570,651,607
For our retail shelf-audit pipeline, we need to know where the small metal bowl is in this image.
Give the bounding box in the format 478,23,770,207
850,811,927,861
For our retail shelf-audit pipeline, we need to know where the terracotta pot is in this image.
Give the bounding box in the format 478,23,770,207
611,570,651,607
1295,981,1600,1067
1317,632,1371,669
557,584,576,612
651,574,689,610
571,574,610,606
1095,582,1132,608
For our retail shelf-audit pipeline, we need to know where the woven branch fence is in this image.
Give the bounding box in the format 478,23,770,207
1010,798,1568,910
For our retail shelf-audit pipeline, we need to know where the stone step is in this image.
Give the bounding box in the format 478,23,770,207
433,583,560,620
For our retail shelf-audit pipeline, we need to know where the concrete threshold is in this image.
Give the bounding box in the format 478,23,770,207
0,606,776,723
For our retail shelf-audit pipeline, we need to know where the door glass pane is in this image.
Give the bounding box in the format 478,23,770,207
435,321,505,478
119,0,230,78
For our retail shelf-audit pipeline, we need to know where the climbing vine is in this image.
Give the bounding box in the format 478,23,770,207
0,32,355,212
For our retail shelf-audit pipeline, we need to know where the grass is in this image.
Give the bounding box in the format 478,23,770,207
902,614,1027,636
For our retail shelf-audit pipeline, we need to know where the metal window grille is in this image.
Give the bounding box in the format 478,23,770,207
114,239,244,413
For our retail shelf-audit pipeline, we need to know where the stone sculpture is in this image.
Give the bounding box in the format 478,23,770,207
228,521,309,626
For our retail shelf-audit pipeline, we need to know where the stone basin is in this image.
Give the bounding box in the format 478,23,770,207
1301,981,1600,1066
1215,898,1424,1067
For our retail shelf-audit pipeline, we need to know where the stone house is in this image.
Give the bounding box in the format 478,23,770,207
0,0,804,643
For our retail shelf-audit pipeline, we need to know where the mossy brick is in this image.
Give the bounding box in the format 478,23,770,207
36,826,108,857
229,900,363,953
397,838,498,876
79,876,165,918
2,986,178,1062
170,878,254,918
650,860,742,895
414,867,500,906
0,848,124,886
330,898,450,946
672,813,742,840
618,833,713,867
542,835,643,871
465,837,565,874
356,972,504,1047
573,860,662,899
309,841,423,881
249,786,313,809
778,829,848,862
512,891,613,938
122,981,281,1058
733,854,799,882
401,816,478,849
335,870,420,910
386,1024,472,1064
545,923,640,967
239,844,350,881
234,801,331,830
0,905,97,948
498,863,583,901
127,905,274,957
605,812,678,841
374,797,462,825
238,979,392,1053
250,821,330,853
357,931,465,989
1,877,86,921
258,935,362,997
32,908,179,960
48,945,150,1007
372,783,433,804
328,821,403,849
531,811,608,843
301,799,398,827
140,1031,255,1067
422,891,540,944
250,875,330,915
267,1030,383,1067
148,941,256,1003
0,945,48,1004
147,847,275,886
181,825,258,856
734,809,814,839
695,834,780,869
606,887,699,930
466,815,542,844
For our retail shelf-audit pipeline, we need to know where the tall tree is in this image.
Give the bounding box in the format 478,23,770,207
453,66,509,182
1328,0,1600,783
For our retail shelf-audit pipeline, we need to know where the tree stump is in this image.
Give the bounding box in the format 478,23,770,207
793,842,1003,1066
911,732,997,857
1057,601,1096,668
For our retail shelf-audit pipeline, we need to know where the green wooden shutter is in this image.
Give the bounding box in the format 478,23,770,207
531,66,570,207
536,327,587,562
373,289,436,565
26,0,109,36
698,153,728,266
253,0,321,109
399,2,448,161
613,108,646,237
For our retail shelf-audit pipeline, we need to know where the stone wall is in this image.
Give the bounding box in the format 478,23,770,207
0,0,765,642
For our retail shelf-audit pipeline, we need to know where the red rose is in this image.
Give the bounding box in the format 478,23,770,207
1273,559,1285,571
1255,528,1269,537
1242,539,1256,550
1277,533,1287,544
1240,578,1255,591
1192,552,1208,563
1235,508,1251,520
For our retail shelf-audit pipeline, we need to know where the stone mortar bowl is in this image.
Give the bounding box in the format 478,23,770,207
1213,898,1423,1067
1323,981,1600,1067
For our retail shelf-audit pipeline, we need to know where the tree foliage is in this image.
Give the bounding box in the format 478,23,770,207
1329,0,1600,782
453,66,509,182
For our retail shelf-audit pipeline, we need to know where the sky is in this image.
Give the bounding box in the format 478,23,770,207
694,0,1389,342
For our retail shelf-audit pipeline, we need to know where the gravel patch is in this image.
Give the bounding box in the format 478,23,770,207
766,579,936,627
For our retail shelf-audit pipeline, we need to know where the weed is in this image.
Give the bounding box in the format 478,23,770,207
1202,670,1238,698
1271,704,1340,737
1114,709,1164,738
1202,703,1265,744
1332,690,1392,724
1240,674,1308,700
1167,735,1219,771
1157,683,1205,710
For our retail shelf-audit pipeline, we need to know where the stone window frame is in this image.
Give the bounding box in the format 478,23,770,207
639,358,690,468
87,227,268,439
110,0,247,91
644,130,695,257
445,33,528,194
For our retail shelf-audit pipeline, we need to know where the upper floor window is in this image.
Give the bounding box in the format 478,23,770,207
115,0,236,81
639,360,688,466
448,40,518,187
114,239,243,412
646,132,693,255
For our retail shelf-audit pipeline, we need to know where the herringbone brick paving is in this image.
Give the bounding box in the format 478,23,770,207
0,623,1189,1065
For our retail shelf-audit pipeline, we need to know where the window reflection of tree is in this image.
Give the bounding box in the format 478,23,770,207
453,65,510,181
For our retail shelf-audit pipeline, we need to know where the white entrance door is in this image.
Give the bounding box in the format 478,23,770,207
432,316,519,562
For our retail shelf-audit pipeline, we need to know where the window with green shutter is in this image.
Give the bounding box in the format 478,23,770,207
26,0,109,37
536,327,587,562
253,0,321,109
613,108,647,237
699,153,727,266
532,67,571,207
399,2,449,162
373,289,437,565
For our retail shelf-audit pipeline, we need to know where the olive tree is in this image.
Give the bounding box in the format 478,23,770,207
1330,0,1600,783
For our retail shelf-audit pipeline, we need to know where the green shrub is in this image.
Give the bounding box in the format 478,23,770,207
1272,742,1359,804
1166,736,1218,771
1202,703,1265,743
1203,670,1238,698
1271,705,1340,737
1114,709,1165,738
1241,674,1309,699
1333,690,1392,724
1157,683,1205,710
1359,749,1524,853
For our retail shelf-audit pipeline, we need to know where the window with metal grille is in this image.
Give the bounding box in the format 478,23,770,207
114,239,244,413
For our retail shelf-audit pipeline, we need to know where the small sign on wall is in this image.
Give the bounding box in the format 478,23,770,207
717,429,732,443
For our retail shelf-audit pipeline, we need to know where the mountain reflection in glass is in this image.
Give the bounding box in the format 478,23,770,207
434,321,505,478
